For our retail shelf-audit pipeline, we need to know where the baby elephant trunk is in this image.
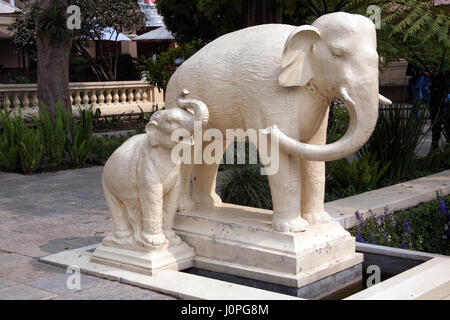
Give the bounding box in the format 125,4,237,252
177,89,209,127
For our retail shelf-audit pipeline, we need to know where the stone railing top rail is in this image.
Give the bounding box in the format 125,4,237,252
0,81,152,92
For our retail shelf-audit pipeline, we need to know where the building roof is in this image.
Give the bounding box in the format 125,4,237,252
134,26,174,41
0,0,21,14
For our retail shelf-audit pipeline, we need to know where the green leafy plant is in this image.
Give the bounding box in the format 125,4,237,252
32,102,67,167
220,164,272,210
327,153,390,192
37,0,68,44
66,106,94,167
139,40,204,91
0,109,20,171
357,103,428,184
14,118,43,174
90,133,132,165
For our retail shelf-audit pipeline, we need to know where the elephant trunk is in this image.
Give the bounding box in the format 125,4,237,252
177,89,209,126
267,86,391,162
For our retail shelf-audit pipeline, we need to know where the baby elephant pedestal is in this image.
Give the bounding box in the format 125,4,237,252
174,204,363,299
91,239,195,276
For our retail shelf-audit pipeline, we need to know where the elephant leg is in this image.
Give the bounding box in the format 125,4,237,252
301,110,332,224
139,183,167,247
163,176,183,246
177,162,195,212
102,176,132,239
267,150,309,232
191,140,228,207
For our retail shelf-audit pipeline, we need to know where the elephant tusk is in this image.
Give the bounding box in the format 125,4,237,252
339,87,355,107
148,120,158,127
379,94,392,105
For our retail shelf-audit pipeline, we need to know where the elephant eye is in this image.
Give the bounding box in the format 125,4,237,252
331,50,342,57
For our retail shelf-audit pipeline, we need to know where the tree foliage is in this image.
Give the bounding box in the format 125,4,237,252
155,0,244,44
10,0,146,81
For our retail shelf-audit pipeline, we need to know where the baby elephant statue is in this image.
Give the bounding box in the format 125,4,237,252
101,89,209,250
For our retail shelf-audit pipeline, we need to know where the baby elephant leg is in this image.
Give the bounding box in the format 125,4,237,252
102,176,132,239
163,177,183,246
140,184,167,247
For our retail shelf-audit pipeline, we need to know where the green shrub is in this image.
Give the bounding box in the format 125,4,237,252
327,153,390,192
357,103,428,184
327,101,349,143
349,196,450,255
14,118,43,174
139,40,204,91
91,133,132,164
0,109,20,171
220,164,272,210
67,106,94,166
32,103,67,167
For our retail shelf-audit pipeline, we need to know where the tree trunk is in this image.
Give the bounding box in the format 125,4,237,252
37,0,73,118
243,0,282,27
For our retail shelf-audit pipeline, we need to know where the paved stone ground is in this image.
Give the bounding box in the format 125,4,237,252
0,167,176,300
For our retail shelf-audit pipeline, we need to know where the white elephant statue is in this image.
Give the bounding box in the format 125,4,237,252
101,90,209,249
165,12,391,232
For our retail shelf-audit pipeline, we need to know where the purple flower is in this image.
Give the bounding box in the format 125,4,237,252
356,227,365,243
376,215,382,226
440,201,447,216
403,218,412,235
355,210,361,221
401,241,406,249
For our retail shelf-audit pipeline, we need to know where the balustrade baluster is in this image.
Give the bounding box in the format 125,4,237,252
12,93,21,110
113,90,120,104
22,92,30,109
82,91,89,106
90,91,98,105
98,91,105,104
74,91,82,106
141,88,148,102
135,89,141,102
120,91,127,103
127,90,134,103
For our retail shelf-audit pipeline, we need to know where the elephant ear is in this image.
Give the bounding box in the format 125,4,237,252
279,25,320,87
146,121,159,147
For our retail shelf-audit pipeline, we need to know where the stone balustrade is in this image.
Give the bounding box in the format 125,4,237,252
0,81,165,117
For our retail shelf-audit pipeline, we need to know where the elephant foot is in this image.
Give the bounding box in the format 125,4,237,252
177,195,195,212
114,229,133,239
272,215,309,233
140,232,168,247
192,192,222,207
164,230,183,247
303,211,333,225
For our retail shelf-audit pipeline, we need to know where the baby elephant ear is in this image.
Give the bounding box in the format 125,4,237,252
279,25,320,87
146,120,159,147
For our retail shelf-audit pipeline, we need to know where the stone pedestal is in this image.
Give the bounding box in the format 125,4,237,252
91,238,195,276
174,203,363,296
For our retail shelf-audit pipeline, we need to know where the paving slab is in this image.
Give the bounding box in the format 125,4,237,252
0,284,57,300
26,272,106,295
0,277,17,290
55,280,176,300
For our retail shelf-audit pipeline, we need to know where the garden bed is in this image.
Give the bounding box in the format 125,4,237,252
348,195,450,256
